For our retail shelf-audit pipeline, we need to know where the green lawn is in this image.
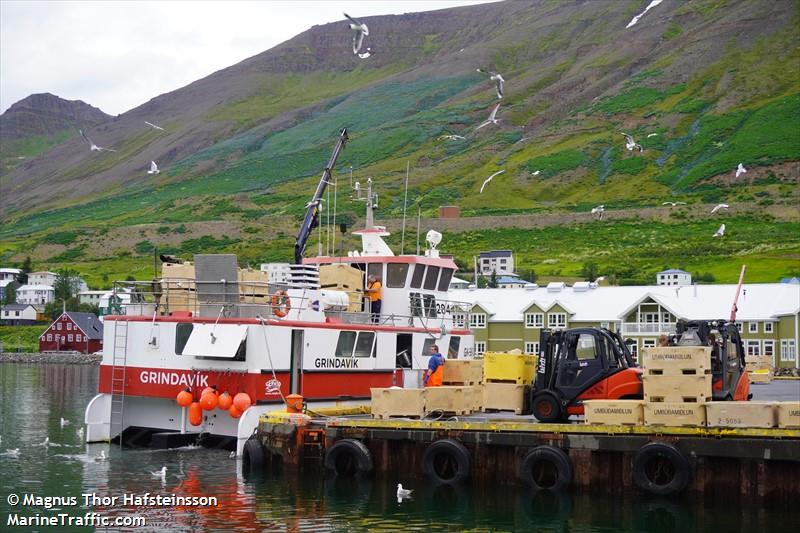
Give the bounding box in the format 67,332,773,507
0,325,48,353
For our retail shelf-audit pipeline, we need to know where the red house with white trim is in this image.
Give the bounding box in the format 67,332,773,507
39,312,104,353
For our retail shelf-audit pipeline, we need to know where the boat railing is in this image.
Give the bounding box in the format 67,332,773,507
108,280,475,330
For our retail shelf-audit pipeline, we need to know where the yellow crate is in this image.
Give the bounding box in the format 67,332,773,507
749,369,774,384
425,386,474,415
643,374,712,403
644,402,706,427
443,359,483,385
481,382,525,414
705,401,777,428
777,402,800,429
584,400,645,425
370,388,425,419
641,346,711,374
483,352,536,384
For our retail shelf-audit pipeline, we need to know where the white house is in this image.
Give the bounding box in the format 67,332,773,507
28,271,58,286
0,268,21,282
16,284,55,305
260,263,291,284
657,269,692,286
449,276,471,290
0,303,38,323
497,275,529,289
478,250,514,276
78,290,109,306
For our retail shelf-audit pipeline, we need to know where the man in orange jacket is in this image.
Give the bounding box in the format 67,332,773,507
424,344,445,387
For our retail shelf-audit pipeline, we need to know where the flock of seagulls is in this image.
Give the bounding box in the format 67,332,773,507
589,198,733,237
79,120,166,176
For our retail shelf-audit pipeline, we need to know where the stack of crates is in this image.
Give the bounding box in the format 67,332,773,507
746,354,774,384
480,350,536,414
441,359,484,413
641,346,711,427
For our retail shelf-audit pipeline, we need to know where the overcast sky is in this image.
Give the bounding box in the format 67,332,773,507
0,1,497,116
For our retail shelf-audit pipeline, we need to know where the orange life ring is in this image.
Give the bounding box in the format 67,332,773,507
271,289,291,318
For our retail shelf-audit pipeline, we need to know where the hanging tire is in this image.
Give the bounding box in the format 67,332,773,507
518,446,572,491
533,394,563,423
324,439,373,478
242,437,266,478
422,438,471,484
632,442,691,496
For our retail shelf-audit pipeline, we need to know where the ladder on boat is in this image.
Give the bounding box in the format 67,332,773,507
109,319,128,446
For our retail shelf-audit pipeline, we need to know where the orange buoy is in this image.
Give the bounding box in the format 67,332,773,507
228,404,242,419
200,392,218,411
218,391,233,410
286,394,304,413
176,388,192,407
200,385,218,398
188,401,203,426
233,392,252,412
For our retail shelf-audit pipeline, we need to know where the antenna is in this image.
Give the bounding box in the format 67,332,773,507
416,204,422,255
400,161,409,255
332,176,338,256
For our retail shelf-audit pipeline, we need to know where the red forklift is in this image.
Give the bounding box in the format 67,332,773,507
529,327,644,423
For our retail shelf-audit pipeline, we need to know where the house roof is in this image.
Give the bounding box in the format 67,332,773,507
0,268,21,274
1,304,35,311
17,284,54,291
479,250,513,258
497,276,527,284
30,271,57,276
63,312,104,339
451,283,800,323
658,269,690,275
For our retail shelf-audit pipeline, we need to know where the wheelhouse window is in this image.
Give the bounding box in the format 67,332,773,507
421,338,436,358
367,263,383,283
448,336,461,358
175,323,194,355
335,331,357,357
437,268,454,291
410,264,426,289
336,331,374,357
387,263,410,288
423,266,440,291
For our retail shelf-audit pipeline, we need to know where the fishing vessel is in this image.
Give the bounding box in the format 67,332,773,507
84,129,475,454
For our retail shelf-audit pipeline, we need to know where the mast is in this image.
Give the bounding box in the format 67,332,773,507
294,128,348,264
729,265,746,322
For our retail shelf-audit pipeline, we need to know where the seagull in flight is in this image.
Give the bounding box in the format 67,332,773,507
622,133,643,152
397,483,413,500
147,161,160,175
439,134,466,141
145,121,164,131
710,203,729,214
647,133,658,138
344,13,369,54
591,205,605,219
662,201,686,207
476,103,501,130
476,68,504,99
735,163,747,178
713,223,725,237
80,130,116,152
479,169,505,193
531,170,541,176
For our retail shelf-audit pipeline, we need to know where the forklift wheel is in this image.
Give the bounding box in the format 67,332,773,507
533,395,563,423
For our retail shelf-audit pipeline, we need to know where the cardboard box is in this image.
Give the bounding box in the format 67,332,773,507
642,346,711,374
584,400,644,425
483,352,536,384
644,402,706,427
643,374,712,402
371,388,425,419
777,402,800,429
443,359,484,385
481,382,525,414
705,401,776,428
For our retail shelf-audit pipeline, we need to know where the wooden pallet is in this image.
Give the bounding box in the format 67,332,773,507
644,402,706,427
583,400,644,425
481,382,525,414
641,346,711,374
643,374,711,403
706,401,776,428
777,402,800,429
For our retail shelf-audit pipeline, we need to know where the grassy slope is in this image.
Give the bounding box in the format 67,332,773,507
0,326,48,352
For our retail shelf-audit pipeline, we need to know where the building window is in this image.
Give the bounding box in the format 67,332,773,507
601,322,610,329
746,340,761,356
525,313,544,328
524,342,539,355
735,323,743,332
452,313,466,328
764,322,773,334
763,340,774,358
643,339,656,348
55,334,60,341
547,313,567,328
76,334,82,342
781,340,796,362
47,334,52,341
469,313,486,329
15,310,20,317
57,323,62,330
748,322,758,333
67,334,73,342
475,342,486,355
630,343,638,361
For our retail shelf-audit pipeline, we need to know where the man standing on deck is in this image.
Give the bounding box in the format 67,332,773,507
365,275,382,324
424,344,445,387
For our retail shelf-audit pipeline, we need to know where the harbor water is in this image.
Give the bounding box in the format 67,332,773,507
0,363,796,532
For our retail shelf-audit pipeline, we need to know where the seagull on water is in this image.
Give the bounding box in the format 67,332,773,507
476,68,504,99
439,134,466,141
79,129,116,152
94,450,107,462
476,103,501,130
591,205,605,219
735,163,747,178
145,121,165,131
152,466,167,480
622,133,643,152
40,437,50,447
710,203,729,214
3,448,20,457
77,427,84,440
147,161,160,175
229,451,236,459
713,223,725,237
397,483,413,499
479,169,505,194
344,13,369,54
662,201,686,206
60,417,69,428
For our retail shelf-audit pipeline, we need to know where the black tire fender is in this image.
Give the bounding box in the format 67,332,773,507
422,438,471,484
632,442,691,496
518,445,572,491
533,393,563,423
324,439,373,477
242,437,266,477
